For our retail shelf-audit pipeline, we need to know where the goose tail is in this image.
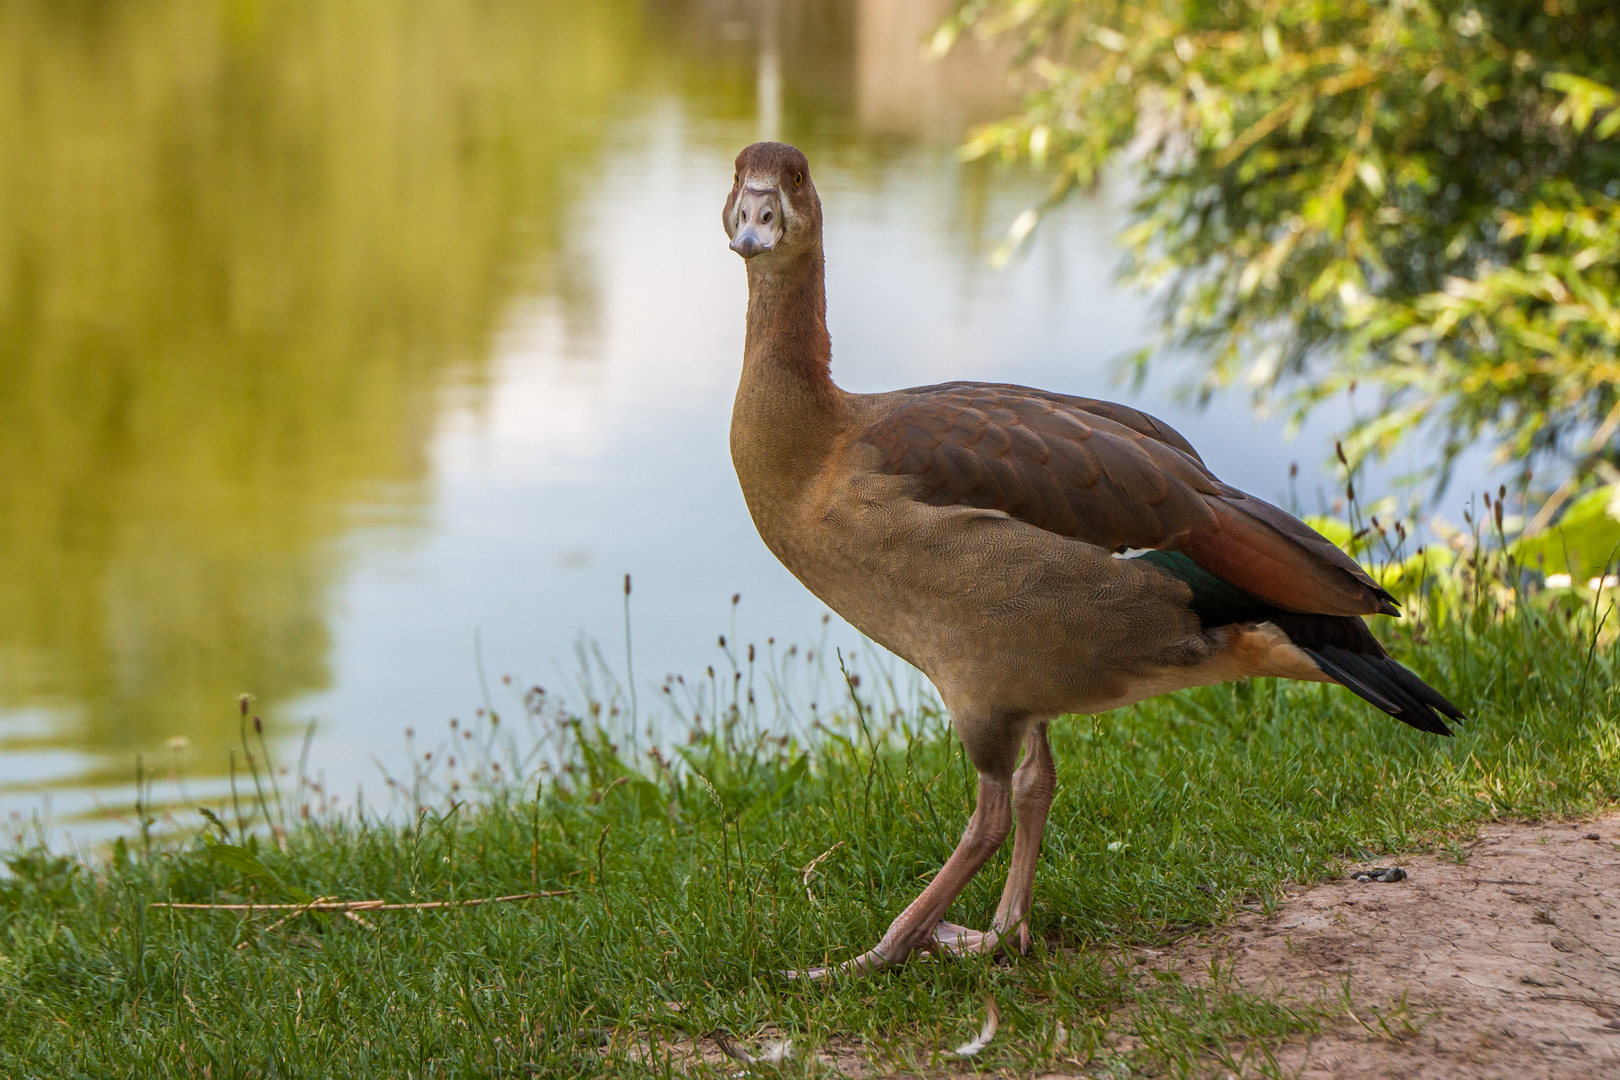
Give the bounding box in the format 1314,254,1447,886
1267,613,1464,736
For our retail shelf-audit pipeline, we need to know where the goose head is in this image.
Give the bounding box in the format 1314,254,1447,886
722,142,821,262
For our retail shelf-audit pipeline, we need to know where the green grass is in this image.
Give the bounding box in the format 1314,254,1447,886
3,573,1618,1077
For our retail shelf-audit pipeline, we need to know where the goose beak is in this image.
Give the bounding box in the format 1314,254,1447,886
729,186,782,258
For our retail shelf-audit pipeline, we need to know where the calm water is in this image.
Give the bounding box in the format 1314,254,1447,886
0,0,1491,845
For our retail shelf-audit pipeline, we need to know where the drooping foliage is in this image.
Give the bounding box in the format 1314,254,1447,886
948,0,1620,495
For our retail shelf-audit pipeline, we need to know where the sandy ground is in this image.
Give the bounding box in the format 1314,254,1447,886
1139,814,1620,1079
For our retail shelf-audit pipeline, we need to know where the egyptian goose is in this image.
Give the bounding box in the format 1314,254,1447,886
722,142,1462,977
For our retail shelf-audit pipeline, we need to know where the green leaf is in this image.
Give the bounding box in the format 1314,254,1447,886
600,775,667,821
1515,486,1620,579
205,842,274,879
204,840,315,903
741,754,810,823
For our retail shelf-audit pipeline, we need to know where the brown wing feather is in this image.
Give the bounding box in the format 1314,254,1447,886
859,382,1397,618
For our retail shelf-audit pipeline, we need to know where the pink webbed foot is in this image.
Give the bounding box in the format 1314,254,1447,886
925,920,1000,958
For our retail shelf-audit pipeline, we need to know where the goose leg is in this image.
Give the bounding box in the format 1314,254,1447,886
991,721,1055,953
789,770,1012,979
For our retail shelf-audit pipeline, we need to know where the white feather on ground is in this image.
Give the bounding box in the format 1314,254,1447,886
950,999,1000,1058
715,1033,792,1065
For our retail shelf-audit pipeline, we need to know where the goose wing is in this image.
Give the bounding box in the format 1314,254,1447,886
857,381,1397,619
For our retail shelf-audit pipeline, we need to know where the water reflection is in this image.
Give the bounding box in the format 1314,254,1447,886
0,1,1490,843
0,0,644,802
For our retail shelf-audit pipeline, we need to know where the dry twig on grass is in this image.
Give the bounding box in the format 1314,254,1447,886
150,890,569,914
149,890,571,947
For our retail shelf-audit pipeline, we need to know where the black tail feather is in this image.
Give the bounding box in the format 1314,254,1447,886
1267,613,1464,736
1304,648,1401,714
1307,645,1460,735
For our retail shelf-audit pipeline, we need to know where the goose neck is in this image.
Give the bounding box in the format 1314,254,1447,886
741,250,834,401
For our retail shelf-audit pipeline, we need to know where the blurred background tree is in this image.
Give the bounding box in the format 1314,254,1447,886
946,0,1620,523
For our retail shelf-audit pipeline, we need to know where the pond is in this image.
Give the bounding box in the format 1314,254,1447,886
0,0,1494,846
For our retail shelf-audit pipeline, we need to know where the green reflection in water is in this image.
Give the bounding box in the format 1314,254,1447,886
0,0,1013,813
0,0,650,789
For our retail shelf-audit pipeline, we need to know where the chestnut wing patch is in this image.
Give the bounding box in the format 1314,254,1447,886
858,382,1397,618
861,383,1223,551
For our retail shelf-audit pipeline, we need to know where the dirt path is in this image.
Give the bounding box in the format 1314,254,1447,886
1150,815,1620,1078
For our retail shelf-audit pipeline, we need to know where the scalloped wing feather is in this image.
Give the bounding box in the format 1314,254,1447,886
858,382,1397,618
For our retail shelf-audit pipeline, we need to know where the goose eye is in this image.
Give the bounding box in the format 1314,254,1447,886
733,171,739,184
794,171,804,187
